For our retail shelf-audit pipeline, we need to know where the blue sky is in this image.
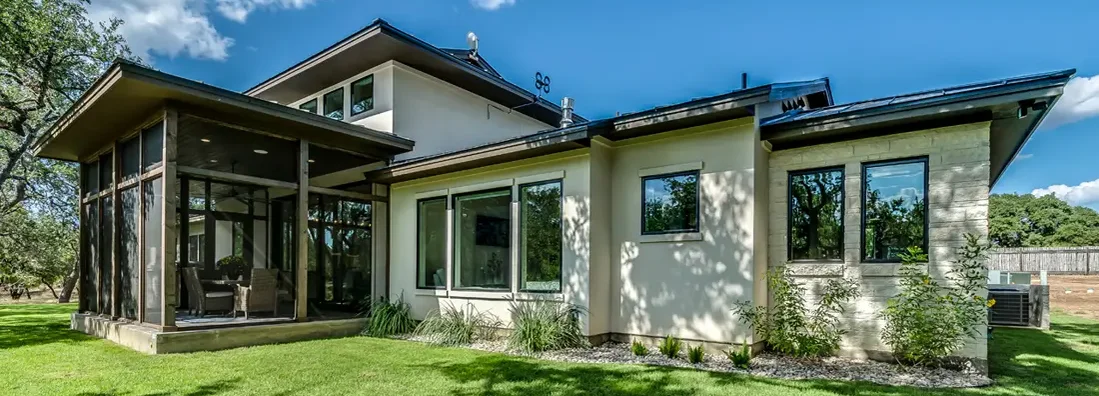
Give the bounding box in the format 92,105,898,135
89,0,1099,207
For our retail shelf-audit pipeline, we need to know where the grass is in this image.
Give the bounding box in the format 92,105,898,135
0,304,1096,396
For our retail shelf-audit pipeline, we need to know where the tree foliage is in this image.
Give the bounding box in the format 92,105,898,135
0,0,133,300
989,193,1099,247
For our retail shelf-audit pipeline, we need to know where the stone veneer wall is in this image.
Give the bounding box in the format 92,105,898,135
766,121,992,364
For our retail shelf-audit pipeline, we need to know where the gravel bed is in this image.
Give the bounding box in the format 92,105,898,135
397,336,991,388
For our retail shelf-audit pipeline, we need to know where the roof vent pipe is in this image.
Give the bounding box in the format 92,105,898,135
466,32,479,59
742,72,748,89
560,97,575,128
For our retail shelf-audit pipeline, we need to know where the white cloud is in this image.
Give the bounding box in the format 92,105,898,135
1016,153,1034,160
471,0,516,11
86,0,316,62
1041,74,1099,129
215,0,315,23
1033,178,1099,206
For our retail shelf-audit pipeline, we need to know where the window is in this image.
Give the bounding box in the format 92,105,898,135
862,158,928,262
82,161,99,195
520,180,563,292
141,123,163,171
99,152,113,189
417,197,447,289
121,138,140,178
350,75,374,116
788,167,844,261
323,88,344,120
187,234,205,263
298,98,318,114
452,188,511,290
642,171,700,234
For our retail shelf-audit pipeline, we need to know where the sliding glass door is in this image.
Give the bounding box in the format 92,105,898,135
307,195,372,310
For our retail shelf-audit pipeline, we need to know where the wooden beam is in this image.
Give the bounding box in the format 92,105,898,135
178,166,298,190
307,186,386,202
295,140,309,321
160,107,178,329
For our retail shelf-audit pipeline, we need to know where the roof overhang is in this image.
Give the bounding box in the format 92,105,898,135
243,19,582,127
34,61,414,162
760,71,1074,186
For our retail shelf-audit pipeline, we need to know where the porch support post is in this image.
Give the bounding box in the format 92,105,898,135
160,107,178,329
371,183,389,299
111,142,121,318
77,165,87,312
296,139,309,321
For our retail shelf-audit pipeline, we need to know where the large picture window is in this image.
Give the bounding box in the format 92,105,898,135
323,88,344,120
519,180,562,292
452,188,511,290
788,167,844,261
417,197,447,289
642,171,700,235
350,75,374,116
862,158,928,262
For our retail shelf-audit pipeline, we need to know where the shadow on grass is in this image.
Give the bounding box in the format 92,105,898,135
0,303,91,349
73,378,243,396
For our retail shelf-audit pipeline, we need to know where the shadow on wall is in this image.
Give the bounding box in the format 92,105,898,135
562,193,591,330
617,170,756,343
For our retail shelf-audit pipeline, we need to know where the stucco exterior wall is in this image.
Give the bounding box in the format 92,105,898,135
391,63,551,161
388,152,605,334
607,118,759,345
766,121,992,362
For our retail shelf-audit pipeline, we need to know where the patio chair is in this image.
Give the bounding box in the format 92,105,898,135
234,268,278,319
182,267,233,317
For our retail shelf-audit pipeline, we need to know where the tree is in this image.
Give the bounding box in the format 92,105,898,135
989,193,1099,247
1,0,133,301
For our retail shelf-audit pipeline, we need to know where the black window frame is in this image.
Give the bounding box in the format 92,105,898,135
518,179,564,293
787,166,846,262
451,186,513,292
860,156,930,263
641,170,701,235
322,87,344,120
298,98,318,114
415,196,448,290
350,74,375,117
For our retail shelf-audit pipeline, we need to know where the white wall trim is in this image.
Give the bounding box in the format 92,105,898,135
638,161,704,178
414,289,448,297
638,232,704,244
449,290,511,300
515,171,565,186
414,188,449,200
449,178,513,195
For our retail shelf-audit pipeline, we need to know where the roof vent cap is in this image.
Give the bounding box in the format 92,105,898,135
466,32,479,59
560,97,575,128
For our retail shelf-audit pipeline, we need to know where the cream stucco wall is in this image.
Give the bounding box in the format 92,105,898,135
388,151,604,334
766,121,991,362
607,118,760,345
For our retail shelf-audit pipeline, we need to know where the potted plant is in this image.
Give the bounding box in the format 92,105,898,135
216,255,247,280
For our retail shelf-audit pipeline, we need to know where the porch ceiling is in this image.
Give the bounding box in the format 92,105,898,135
33,60,414,163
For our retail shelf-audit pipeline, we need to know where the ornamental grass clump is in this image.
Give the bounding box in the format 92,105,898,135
880,234,995,366
687,344,706,364
630,340,649,356
507,300,588,353
415,302,501,346
725,343,752,369
733,266,860,357
362,294,415,337
658,335,682,359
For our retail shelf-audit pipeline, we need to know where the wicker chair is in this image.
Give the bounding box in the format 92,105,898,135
182,267,233,317
234,268,278,319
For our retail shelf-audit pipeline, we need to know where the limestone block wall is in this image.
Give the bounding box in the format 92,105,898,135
766,121,992,363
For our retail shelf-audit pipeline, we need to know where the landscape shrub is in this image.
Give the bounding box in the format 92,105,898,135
687,344,706,364
733,266,860,357
725,343,752,369
507,300,588,353
658,335,682,359
630,340,648,356
362,294,415,337
880,235,994,366
415,302,502,346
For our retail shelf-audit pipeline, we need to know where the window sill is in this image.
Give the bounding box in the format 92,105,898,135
414,289,447,297
449,290,511,300
514,292,564,302
639,232,703,244
784,262,846,277
853,263,908,277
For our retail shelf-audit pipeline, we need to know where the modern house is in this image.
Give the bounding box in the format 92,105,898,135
35,19,1071,367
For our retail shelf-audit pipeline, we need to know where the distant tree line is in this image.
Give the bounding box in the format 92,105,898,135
990,193,1099,248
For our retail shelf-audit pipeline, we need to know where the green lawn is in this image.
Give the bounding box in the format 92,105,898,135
1,304,1096,395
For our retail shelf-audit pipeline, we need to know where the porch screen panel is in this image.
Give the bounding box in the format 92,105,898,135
142,123,164,171
143,178,163,325
99,197,114,312
120,187,140,319
83,203,99,312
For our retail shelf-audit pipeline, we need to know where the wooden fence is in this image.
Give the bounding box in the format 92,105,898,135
988,246,1098,274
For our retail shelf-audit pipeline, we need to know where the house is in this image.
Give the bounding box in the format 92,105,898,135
34,19,1071,368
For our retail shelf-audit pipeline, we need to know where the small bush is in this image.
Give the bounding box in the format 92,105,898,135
630,340,648,356
658,335,682,359
726,344,752,369
687,344,705,364
507,300,588,353
415,302,502,346
362,294,415,337
880,235,994,366
733,266,859,357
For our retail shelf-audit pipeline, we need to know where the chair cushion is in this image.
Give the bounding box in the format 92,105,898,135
205,291,234,298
